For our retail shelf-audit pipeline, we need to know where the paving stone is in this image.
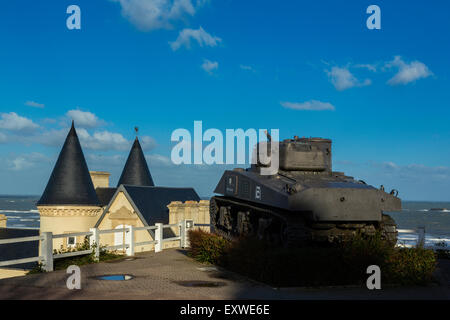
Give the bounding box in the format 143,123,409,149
0,249,449,300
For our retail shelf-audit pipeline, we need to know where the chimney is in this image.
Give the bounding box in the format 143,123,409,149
89,171,110,189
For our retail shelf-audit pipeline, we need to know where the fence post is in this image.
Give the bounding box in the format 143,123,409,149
418,226,425,247
155,223,163,252
180,221,185,248
126,226,135,256
180,220,194,248
89,228,100,261
41,232,53,272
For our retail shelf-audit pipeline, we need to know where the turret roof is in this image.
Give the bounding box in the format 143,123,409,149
117,137,154,187
37,122,100,206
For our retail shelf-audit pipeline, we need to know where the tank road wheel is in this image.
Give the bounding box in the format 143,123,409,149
210,197,219,231
237,211,252,236
210,197,233,241
379,214,398,246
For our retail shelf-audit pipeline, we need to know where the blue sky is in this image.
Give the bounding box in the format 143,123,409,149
0,0,449,200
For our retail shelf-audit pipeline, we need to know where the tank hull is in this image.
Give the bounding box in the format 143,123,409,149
214,169,401,222
210,195,398,246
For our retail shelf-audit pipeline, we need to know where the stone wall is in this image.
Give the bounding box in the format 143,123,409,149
168,200,210,232
38,205,102,251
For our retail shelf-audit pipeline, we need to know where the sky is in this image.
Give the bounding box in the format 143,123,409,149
0,0,449,201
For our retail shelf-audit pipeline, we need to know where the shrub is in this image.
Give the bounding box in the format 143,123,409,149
339,232,395,282
53,238,122,270
187,229,229,264
188,230,438,287
384,247,437,285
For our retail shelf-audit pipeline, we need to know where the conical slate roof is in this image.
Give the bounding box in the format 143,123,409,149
37,122,100,206
117,137,154,187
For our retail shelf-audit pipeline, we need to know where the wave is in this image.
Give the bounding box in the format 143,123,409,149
414,209,450,213
6,226,39,230
19,218,39,222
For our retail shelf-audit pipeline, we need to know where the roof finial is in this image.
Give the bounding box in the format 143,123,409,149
134,126,139,137
71,120,75,128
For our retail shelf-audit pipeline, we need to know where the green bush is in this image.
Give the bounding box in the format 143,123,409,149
53,237,122,270
187,230,438,287
384,247,436,285
187,229,229,264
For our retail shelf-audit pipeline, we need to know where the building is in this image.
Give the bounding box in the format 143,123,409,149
37,121,207,253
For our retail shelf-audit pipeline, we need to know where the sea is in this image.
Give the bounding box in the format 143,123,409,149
0,195,449,247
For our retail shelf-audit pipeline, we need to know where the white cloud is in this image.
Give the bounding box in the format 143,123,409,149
140,135,158,151
145,154,172,166
326,66,371,91
170,27,221,51
8,153,49,171
74,128,156,152
66,109,105,128
25,100,45,108
0,112,39,131
280,100,335,111
87,154,125,167
386,56,433,85
0,111,158,153
354,63,377,72
201,59,218,74
113,0,203,31
76,129,128,151
377,161,450,179
240,64,255,72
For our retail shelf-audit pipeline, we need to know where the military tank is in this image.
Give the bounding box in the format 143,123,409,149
210,135,401,247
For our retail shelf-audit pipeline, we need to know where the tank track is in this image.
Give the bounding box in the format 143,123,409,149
210,196,398,247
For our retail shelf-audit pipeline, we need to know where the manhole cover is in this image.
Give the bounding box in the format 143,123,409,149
175,280,226,287
97,274,134,281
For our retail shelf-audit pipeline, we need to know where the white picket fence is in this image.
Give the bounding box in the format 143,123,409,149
396,227,449,250
0,219,196,272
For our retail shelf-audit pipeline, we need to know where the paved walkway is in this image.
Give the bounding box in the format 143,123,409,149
0,249,449,300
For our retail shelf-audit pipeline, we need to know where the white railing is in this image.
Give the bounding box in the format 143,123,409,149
397,226,449,250
397,227,426,248
0,220,198,272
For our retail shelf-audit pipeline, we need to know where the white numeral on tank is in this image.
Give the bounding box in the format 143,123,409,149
255,186,261,200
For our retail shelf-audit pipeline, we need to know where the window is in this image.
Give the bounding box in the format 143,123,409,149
67,236,76,248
